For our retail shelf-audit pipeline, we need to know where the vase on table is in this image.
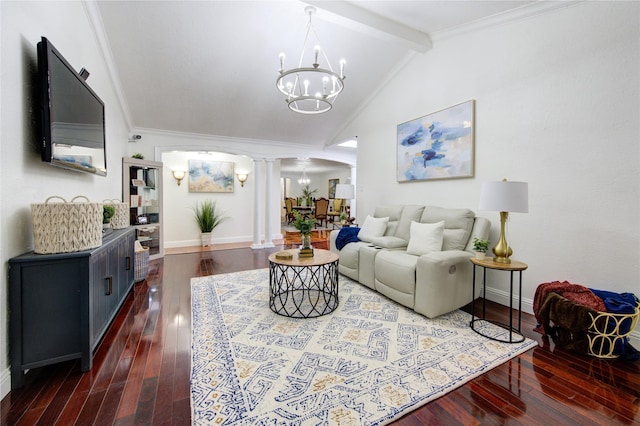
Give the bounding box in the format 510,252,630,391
301,233,311,249
299,233,314,257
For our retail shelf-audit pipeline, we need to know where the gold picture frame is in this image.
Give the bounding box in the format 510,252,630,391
328,178,339,199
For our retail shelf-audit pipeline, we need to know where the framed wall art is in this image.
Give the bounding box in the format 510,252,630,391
188,160,234,193
328,178,339,199
397,100,475,182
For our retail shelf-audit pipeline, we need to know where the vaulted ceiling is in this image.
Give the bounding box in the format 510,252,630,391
94,0,536,150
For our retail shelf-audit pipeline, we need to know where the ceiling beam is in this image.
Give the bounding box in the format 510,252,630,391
305,0,433,53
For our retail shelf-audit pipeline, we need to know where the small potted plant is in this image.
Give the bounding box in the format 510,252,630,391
472,237,491,260
339,211,347,225
193,200,229,246
103,205,115,232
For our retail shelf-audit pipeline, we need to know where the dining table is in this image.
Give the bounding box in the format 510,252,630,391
292,205,313,217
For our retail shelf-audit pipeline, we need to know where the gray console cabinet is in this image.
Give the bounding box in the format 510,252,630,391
9,227,135,389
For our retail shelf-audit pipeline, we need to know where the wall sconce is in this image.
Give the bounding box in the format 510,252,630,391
171,170,186,186
236,172,248,187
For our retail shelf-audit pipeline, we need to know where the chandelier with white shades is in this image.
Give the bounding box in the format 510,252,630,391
276,6,346,114
298,169,310,185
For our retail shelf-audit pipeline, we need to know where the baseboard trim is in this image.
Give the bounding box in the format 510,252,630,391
484,286,640,350
165,234,284,250
0,367,11,400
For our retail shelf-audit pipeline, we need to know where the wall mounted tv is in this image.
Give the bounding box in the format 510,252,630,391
38,36,107,176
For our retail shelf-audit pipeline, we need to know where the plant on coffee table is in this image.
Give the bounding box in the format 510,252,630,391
292,211,315,249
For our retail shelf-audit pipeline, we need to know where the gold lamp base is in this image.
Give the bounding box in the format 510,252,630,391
493,211,513,264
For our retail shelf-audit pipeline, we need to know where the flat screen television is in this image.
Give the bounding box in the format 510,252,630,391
38,36,107,176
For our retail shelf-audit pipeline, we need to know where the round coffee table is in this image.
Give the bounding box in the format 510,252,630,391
268,248,339,318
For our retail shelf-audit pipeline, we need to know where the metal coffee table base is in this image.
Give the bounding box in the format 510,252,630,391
269,256,338,318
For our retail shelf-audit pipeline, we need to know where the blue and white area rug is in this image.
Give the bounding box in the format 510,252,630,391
190,269,537,425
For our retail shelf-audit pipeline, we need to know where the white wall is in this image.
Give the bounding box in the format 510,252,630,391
283,167,352,201
161,150,259,247
336,2,639,313
0,2,131,397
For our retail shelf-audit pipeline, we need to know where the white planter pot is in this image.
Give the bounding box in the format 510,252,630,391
475,252,486,260
201,232,213,247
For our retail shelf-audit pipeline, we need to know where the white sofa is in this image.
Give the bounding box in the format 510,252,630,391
329,205,491,318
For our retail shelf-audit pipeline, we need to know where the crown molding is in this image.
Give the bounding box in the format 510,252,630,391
431,1,583,42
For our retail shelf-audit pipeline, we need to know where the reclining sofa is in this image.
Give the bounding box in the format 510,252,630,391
329,205,490,318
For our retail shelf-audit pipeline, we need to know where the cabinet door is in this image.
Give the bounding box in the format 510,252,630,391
20,259,83,365
117,230,135,297
90,248,110,347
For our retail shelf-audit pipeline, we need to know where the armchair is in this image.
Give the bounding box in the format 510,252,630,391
327,198,343,225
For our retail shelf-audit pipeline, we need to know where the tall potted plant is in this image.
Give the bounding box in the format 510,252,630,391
193,200,229,246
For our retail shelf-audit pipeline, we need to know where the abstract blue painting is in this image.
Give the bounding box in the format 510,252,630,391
397,100,474,182
188,160,234,193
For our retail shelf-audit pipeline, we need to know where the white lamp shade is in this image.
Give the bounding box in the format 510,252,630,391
335,183,355,199
479,181,528,213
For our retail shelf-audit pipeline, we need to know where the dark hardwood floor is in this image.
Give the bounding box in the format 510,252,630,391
2,246,639,425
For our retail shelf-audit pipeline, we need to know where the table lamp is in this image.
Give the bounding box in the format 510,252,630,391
479,179,528,264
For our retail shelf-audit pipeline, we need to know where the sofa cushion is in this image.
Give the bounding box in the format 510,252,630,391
338,241,369,271
370,236,408,249
374,250,419,308
373,205,404,221
357,215,389,243
374,205,404,236
420,206,475,251
406,221,444,256
394,205,426,242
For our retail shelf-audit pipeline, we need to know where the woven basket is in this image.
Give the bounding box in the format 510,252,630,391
587,303,639,358
135,247,150,282
31,196,102,254
103,199,130,229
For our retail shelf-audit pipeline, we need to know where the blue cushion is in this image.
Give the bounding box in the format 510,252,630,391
590,289,638,314
336,227,360,250
590,289,639,357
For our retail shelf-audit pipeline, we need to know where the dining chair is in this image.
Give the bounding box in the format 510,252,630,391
313,197,329,228
284,197,296,224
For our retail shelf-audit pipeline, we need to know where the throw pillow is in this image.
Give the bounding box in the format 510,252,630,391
421,206,475,250
394,205,425,242
406,220,444,256
357,215,389,243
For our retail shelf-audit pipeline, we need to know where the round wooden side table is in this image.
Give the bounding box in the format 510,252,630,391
470,257,528,343
268,248,339,318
